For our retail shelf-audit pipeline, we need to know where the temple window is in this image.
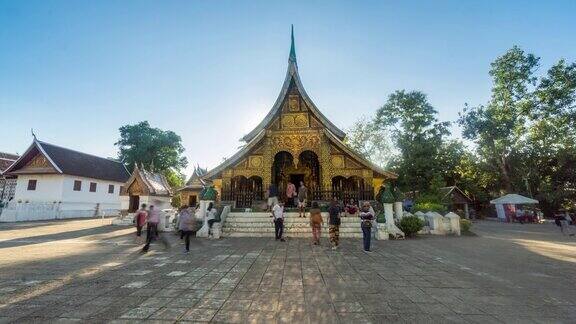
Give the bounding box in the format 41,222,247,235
89,182,97,192
27,179,37,191
73,180,82,191
108,184,114,194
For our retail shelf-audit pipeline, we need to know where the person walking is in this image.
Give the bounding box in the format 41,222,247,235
286,182,296,208
206,202,217,238
134,203,148,244
267,183,279,212
327,197,342,250
178,206,194,253
556,213,575,236
359,201,374,252
142,205,162,252
309,201,323,245
272,201,285,242
297,181,308,217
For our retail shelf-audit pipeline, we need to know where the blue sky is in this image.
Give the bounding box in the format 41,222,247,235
1,1,575,176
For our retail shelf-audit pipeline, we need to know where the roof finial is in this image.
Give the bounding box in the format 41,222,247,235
31,128,37,140
289,24,297,65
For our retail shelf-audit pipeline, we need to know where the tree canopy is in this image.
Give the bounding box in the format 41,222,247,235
345,46,576,216
115,121,188,180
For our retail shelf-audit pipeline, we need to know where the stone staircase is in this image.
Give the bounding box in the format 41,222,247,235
221,212,363,238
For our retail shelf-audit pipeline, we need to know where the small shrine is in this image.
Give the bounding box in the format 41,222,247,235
178,166,208,207
120,164,172,213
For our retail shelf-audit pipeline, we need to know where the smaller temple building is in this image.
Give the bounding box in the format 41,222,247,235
120,164,173,213
1,137,130,222
179,166,208,207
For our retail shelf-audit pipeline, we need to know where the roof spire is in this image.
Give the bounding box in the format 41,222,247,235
289,24,297,65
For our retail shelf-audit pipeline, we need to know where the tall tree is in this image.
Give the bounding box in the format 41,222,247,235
460,46,576,215
345,116,392,167
115,121,188,174
459,46,540,192
375,90,450,192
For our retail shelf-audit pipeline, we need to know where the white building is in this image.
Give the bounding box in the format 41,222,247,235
1,138,130,222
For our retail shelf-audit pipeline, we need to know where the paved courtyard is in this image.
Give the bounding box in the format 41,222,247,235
0,218,575,323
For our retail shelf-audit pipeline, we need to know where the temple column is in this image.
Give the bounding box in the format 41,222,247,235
262,137,273,190
319,136,332,192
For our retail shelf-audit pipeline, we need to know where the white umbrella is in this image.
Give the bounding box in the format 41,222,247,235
490,194,538,205
490,194,538,220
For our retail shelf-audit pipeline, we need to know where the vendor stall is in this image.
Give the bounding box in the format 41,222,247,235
490,194,538,222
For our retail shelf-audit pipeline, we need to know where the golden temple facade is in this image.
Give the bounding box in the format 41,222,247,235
202,28,396,207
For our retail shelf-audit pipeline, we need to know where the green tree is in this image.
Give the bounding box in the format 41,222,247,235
115,121,188,173
375,90,450,193
460,47,576,215
459,46,539,192
345,116,392,167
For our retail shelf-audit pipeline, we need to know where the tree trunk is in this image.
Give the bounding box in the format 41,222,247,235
499,155,513,193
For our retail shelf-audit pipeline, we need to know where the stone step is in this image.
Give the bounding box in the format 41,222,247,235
223,225,360,231
222,226,362,233
222,232,363,238
224,217,360,222
225,218,360,227
221,212,366,238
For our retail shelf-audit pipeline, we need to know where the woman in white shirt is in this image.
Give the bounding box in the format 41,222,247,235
206,202,218,237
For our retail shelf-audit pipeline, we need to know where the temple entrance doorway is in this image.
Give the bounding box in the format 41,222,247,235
290,174,305,187
273,150,320,197
129,195,140,212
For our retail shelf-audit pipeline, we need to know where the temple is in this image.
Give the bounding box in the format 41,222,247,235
204,27,397,207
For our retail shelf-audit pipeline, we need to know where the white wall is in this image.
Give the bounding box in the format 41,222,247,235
2,174,125,222
13,174,64,203
60,175,123,210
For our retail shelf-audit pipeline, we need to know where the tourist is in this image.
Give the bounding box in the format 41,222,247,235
309,201,323,245
297,181,308,217
286,181,296,207
142,205,160,252
207,202,218,238
328,197,342,250
359,201,374,252
178,205,194,253
134,203,148,244
556,213,575,236
272,201,285,241
345,198,358,217
267,183,279,211
176,206,186,239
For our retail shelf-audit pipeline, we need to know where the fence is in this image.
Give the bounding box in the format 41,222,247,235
0,201,121,222
221,187,374,208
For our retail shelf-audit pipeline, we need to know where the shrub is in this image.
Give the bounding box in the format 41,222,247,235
460,219,472,233
412,202,447,214
398,215,424,237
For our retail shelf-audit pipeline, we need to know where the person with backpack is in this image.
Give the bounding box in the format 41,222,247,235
359,201,374,252
327,197,342,250
309,201,323,245
134,203,148,244
178,205,194,253
142,205,160,252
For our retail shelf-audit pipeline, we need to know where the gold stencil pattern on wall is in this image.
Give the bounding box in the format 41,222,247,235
331,155,345,168
289,94,300,111
249,156,263,168
281,113,309,129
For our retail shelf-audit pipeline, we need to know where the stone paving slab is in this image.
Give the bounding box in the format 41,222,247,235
0,219,575,323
